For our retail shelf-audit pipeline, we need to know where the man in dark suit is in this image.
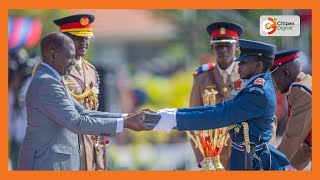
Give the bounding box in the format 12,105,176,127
18,32,150,170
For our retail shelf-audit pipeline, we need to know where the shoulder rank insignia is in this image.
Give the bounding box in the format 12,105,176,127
253,78,265,86
290,82,312,95
249,87,265,94
83,60,95,70
194,63,215,75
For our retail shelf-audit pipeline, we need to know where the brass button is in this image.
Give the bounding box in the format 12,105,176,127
223,87,228,92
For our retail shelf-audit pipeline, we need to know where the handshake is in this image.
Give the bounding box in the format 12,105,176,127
123,108,177,133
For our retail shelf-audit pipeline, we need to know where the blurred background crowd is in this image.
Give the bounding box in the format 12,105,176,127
8,9,311,170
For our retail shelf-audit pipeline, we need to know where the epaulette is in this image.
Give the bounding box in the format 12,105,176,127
253,78,265,86
83,60,96,70
288,82,312,95
194,63,215,75
83,60,100,88
31,61,41,77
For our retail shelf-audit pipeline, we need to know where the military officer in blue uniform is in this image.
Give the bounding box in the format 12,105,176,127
189,21,244,169
151,39,294,170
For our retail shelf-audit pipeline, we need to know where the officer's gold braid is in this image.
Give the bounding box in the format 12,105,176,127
31,61,41,77
69,86,90,100
68,85,97,107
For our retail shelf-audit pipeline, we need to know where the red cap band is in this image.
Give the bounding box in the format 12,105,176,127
59,22,91,31
273,53,298,67
211,29,239,40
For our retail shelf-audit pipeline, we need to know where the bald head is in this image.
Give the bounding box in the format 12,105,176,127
40,32,74,61
272,59,302,94
40,32,75,76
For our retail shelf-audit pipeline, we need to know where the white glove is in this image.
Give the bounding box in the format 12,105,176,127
157,108,177,113
153,108,177,133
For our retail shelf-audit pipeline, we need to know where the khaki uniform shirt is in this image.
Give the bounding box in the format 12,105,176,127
277,72,312,170
64,60,107,171
189,62,241,169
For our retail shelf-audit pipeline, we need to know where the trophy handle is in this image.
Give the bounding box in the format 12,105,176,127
186,131,198,148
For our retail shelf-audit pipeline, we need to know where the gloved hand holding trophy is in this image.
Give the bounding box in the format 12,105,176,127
186,88,229,171
142,88,231,171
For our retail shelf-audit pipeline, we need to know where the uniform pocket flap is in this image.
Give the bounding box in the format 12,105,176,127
51,144,73,155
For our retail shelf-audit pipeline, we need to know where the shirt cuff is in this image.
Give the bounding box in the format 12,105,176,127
116,118,124,133
121,114,128,118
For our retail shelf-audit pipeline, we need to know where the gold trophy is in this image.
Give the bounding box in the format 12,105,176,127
186,88,229,170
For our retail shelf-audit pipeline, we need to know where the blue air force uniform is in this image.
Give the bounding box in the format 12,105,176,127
175,40,294,170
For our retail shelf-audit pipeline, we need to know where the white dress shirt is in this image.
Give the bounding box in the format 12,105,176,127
217,62,235,84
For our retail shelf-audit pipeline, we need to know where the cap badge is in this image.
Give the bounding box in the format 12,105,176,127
80,16,89,26
220,27,226,35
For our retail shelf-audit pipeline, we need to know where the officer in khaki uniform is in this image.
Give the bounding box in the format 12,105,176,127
189,22,244,169
271,49,312,170
53,14,109,170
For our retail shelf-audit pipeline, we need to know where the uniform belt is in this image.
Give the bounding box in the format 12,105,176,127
231,141,269,152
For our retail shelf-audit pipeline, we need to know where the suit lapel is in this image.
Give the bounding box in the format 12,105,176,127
37,64,74,101
37,64,59,81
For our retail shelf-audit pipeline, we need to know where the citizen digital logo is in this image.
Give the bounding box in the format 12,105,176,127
277,21,295,26
260,15,300,36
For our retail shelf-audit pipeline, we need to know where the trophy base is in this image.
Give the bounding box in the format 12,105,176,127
202,157,215,171
213,155,225,171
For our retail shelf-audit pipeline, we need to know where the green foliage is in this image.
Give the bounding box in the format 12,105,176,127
162,42,188,63
128,67,195,144
156,9,292,57
135,68,194,110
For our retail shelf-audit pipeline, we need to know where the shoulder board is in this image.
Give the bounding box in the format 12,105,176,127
194,63,215,75
290,82,312,95
83,60,96,70
253,78,265,86
249,86,265,94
